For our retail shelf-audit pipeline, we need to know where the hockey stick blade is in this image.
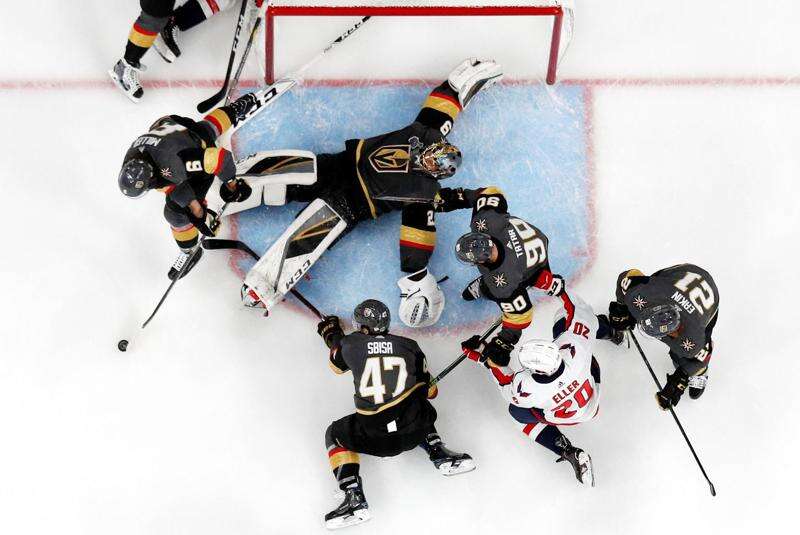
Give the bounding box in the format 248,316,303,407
196,0,251,114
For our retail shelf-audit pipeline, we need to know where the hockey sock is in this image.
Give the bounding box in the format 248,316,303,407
201,108,235,138
521,421,566,456
328,445,361,490
416,81,462,127
173,0,217,32
171,223,199,250
124,13,170,66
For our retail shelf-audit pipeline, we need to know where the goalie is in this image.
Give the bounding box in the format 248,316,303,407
238,58,503,328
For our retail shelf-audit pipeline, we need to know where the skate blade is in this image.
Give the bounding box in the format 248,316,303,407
107,69,141,103
577,452,595,487
438,458,476,476
325,509,371,530
153,37,176,64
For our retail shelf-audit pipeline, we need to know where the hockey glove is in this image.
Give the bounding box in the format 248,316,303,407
461,335,485,362
609,301,636,330
656,369,689,410
427,383,439,399
484,336,514,367
461,277,483,301
220,179,252,203
434,187,470,213
317,315,345,349
188,207,220,237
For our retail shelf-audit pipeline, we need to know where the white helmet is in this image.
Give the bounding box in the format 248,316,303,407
518,339,562,376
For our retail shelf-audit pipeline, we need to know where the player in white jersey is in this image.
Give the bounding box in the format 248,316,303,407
465,294,613,486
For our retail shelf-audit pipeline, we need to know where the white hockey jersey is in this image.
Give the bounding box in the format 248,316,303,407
491,295,601,426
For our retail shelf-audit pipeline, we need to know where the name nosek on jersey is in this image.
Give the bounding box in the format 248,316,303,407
367,341,394,354
670,290,696,314
506,229,523,258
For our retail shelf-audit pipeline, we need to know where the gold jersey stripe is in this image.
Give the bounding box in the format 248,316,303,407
400,226,436,247
626,268,645,278
328,361,345,375
355,382,425,416
480,186,504,196
354,139,378,219
328,451,360,469
502,309,533,326
171,226,199,241
423,95,461,121
203,148,223,174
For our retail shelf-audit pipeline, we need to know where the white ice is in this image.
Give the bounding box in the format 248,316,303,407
1,1,799,534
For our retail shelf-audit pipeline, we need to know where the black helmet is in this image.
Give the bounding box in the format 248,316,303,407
419,141,462,179
118,156,155,199
455,231,494,265
353,299,390,334
638,303,682,338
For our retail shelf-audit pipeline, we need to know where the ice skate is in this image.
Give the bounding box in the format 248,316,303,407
109,58,145,102
324,481,370,530
154,17,181,63
167,247,203,281
424,434,476,476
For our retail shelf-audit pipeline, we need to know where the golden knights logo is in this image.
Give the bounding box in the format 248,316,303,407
368,144,411,173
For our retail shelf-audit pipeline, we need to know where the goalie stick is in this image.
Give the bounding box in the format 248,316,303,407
429,318,502,387
201,238,324,318
629,331,717,497
225,15,371,135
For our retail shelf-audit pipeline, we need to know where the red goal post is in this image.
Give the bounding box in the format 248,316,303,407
263,1,574,85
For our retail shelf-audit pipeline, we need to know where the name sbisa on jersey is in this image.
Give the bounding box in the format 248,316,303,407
367,341,394,354
671,290,696,314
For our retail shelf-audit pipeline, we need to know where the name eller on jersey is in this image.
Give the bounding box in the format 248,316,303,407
367,341,394,355
552,379,580,404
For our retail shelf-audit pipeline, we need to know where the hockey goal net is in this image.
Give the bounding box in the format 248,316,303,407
262,0,574,85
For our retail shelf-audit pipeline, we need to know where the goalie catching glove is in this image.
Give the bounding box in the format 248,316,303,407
397,268,445,328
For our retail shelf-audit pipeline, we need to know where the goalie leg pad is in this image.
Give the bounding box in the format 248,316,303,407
447,58,504,109
242,198,348,311
397,268,445,328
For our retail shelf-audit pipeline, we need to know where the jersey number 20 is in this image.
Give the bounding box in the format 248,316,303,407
360,356,408,405
552,379,594,419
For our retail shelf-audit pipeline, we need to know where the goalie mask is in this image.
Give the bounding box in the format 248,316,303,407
118,156,155,199
419,141,462,179
518,340,562,376
455,231,494,265
638,303,682,338
353,299,391,335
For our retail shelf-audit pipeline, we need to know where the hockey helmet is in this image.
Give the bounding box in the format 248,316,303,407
118,156,155,199
638,303,682,338
420,141,462,179
455,231,494,265
353,299,390,334
518,339,562,376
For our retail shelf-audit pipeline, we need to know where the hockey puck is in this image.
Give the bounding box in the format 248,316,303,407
117,339,129,352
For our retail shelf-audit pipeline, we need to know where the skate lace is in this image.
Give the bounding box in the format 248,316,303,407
688,375,707,389
123,63,142,90
172,252,189,270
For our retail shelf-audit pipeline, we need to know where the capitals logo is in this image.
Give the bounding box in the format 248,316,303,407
369,145,411,173
231,83,592,333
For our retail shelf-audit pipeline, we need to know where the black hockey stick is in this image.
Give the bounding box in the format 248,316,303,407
224,15,262,106
141,204,229,329
196,0,253,114
201,238,324,318
430,318,502,387
629,331,717,497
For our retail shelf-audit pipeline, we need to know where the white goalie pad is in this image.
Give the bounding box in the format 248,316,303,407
206,150,318,216
397,268,445,328
447,58,504,109
241,198,347,311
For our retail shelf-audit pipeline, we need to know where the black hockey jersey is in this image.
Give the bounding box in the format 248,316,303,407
329,332,431,418
121,115,236,209
616,264,719,372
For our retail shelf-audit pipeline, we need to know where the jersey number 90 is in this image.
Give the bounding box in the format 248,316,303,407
509,218,547,269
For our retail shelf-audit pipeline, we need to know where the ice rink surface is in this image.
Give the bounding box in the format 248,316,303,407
1,1,799,534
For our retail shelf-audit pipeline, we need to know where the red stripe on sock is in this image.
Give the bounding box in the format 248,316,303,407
206,0,221,13
133,23,157,36
399,240,435,251
430,91,462,110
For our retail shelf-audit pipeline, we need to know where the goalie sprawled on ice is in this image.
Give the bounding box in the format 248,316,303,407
236,59,503,327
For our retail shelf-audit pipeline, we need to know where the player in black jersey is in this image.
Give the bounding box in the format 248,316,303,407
435,186,623,368
608,264,720,409
316,300,475,529
240,58,503,327
117,93,259,279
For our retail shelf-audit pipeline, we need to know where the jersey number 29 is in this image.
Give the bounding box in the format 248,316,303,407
360,356,408,405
